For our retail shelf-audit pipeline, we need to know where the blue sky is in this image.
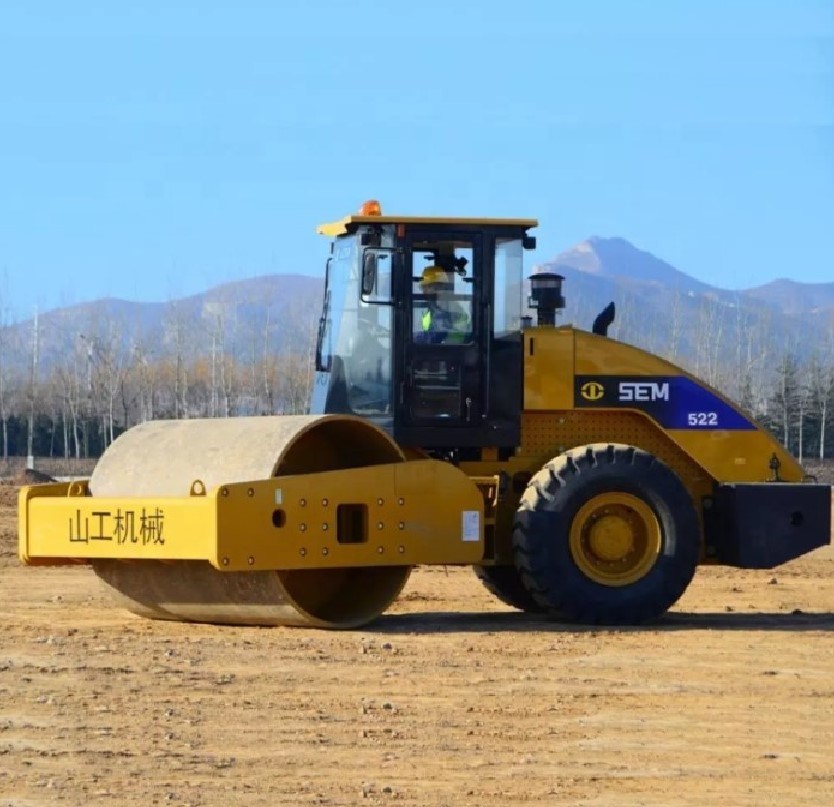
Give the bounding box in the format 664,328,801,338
1,1,832,319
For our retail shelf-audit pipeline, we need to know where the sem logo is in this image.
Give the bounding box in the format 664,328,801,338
619,382,670,402
580,381,605,401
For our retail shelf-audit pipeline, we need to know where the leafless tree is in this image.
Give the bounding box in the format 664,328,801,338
163,301,194,418
89,320,132,446
668,290,683,363
695,295,725,389
0,300,14,458
808,350,834,460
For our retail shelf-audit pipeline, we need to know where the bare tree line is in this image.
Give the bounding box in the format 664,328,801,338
0,290,319,461
587,289,834,463
570,286,834,461
2,283,834,464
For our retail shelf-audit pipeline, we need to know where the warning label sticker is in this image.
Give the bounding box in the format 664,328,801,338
461,511,480,542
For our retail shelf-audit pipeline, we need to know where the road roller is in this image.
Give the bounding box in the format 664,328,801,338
18,201,832,628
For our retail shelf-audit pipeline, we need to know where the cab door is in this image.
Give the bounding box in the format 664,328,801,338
396,230,487,448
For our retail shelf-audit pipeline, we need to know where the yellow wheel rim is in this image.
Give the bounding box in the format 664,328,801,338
569,492,662,586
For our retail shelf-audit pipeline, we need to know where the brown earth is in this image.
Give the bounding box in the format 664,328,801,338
2,481,834,806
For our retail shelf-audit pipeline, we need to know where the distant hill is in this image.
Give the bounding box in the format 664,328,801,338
1,274,323,374
3,240,832,400
743,279,834,315
554,236,714,296
540,238,834,393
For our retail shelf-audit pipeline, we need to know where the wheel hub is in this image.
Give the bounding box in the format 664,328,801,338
587,513,635,561
569,492,662,586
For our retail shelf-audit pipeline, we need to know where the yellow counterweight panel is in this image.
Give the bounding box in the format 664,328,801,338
472,325,804,568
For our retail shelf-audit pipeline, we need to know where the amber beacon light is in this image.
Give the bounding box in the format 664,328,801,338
359,199,382,216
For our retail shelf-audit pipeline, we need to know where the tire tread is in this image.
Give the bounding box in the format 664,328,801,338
511,443,700,625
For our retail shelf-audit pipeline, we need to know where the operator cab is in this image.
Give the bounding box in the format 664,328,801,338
311,200,537,454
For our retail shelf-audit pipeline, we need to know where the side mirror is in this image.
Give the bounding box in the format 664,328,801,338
314,316,331,372
362,253,378,296
361,249,393,303
523,236,537,250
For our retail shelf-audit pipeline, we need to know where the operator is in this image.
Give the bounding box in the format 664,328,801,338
418,265,471,344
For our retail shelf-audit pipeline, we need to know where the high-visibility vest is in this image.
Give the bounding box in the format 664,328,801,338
422,307,469,343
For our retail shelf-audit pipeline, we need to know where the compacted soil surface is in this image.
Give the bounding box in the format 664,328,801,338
2,482,833,806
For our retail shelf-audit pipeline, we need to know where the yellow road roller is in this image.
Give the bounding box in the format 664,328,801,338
18,201,832,628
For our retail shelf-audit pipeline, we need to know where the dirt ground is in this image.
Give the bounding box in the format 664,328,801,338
2,483,833,807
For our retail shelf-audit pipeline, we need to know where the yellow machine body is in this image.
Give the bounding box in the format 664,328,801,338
458,326,811,567
17,205,830,628
522,326,802,484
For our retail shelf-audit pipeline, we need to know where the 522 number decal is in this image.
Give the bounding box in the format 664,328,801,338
687,412,718,427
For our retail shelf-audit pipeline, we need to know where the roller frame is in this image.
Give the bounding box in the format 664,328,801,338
19,460,486,570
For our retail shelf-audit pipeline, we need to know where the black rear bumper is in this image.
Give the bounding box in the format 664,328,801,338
708,483,831,569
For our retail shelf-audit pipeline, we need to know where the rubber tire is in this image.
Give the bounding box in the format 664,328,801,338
513,443,700,625
473,565,546,613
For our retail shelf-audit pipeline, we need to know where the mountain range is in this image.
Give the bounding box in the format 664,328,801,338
3,237,833,383
549,235,834,319
1,274,323,376
540,237,834,381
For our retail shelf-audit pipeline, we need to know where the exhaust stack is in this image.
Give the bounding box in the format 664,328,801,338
528,272,565,327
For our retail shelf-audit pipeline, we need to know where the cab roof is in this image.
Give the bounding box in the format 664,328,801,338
316,214,538,238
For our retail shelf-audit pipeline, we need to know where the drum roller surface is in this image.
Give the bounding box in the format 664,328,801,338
91,415,411,628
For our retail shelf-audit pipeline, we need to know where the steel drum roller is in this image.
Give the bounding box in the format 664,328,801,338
91,415,411,628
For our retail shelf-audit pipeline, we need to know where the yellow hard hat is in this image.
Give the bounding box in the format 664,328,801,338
421,266,446,286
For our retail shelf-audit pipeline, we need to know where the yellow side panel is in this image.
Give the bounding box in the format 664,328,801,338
20,483,216,564
669,430,804,483
523,327,575,410
577,331,804,483
19,461,486,571
516,411,712,495
216,460,485,570
574,330,683,376
462,410,715,566
535,327,805,484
